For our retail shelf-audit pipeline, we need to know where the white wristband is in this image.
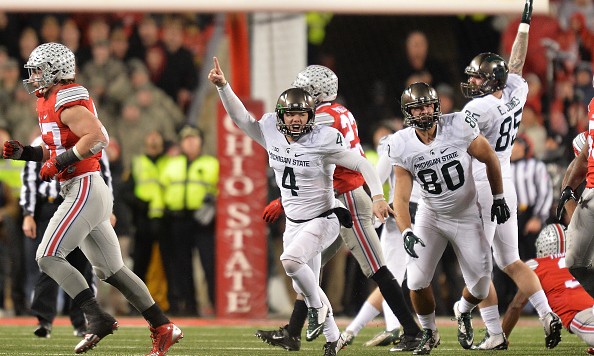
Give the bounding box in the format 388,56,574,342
72,146,84,160
402,228,413,236
373,197,386,203
518,23,530,33
493,193,504,200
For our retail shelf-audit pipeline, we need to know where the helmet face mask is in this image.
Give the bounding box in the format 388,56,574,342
291,65,338,105
460,52,509,98
535,223,566,258
23,42,76,94
400,82,441,131
275,88,316,139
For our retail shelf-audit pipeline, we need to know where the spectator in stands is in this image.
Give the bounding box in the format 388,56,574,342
518,103,549,159
128,14,162,62
109,26,131,62
78,39,130,128
39,15,61,44
160,126,219,315
61,18,82,64
159,15,198,114
122,130,170,288
77,16,111,68
17,27,39,80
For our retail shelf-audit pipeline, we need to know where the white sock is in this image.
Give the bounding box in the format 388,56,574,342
323,309,340,342
382,300,401,331
480,305,503,334
287,265,322,308
528,290,552,318
346,301,380,335
457,297,477,314
417,311,437,331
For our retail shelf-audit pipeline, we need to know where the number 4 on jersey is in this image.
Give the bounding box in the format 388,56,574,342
282,167,299,196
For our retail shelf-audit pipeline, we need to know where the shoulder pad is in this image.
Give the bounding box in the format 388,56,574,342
55,86,89,112
525,259,538,270
314,112,335,126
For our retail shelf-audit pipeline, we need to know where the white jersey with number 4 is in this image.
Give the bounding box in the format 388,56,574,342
385,113,480,215
466,73,528,181
259,113,347,221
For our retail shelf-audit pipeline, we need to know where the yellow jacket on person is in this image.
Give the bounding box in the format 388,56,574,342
131,155,168,219
160,154,219,211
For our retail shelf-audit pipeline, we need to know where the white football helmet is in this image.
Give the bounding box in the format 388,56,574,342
535,223,566,258
573,131,587,157
291,65,338,105
23,42,76,94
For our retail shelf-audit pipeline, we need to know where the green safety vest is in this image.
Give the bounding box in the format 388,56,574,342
161,155,219,211
366,150,391,200
131,155,168,219
0,159,25,198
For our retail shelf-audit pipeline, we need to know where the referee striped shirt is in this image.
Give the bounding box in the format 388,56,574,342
19,136,113,217
511,157,553,222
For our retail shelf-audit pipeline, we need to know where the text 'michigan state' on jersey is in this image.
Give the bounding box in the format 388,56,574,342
36,83,103,182
464,73,528,181
385,112,480,215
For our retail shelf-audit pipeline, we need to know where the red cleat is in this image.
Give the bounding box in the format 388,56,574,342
587,347,594,355
146,323,183,356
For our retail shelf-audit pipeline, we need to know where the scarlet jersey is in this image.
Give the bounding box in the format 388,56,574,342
315,102,365,195
37,83,101,182
527,254,594,329
587,98,594,188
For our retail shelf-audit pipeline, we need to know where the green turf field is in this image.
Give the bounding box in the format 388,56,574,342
0,320,588,355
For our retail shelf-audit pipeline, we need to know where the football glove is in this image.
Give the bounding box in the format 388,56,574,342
3,140,24,159
521,0,533,24
403,229,425,259
40,157,63,182
262,198,284,223
556,186,577,222
491,197,511,224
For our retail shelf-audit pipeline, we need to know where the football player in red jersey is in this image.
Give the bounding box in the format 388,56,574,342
557,92,594,301
2,42,182,356
255,65,422,352
502,224,594,354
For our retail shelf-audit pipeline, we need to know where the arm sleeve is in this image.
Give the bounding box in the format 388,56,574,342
376,153,392,185
325,151,383,197
217,84,266,146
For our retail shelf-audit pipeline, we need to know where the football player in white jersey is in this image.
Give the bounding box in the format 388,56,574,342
456,0,562,350
386,82,510,355
208,57,392,356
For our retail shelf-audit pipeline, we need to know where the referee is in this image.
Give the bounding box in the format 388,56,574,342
511,134,553,260
20,136,114,338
